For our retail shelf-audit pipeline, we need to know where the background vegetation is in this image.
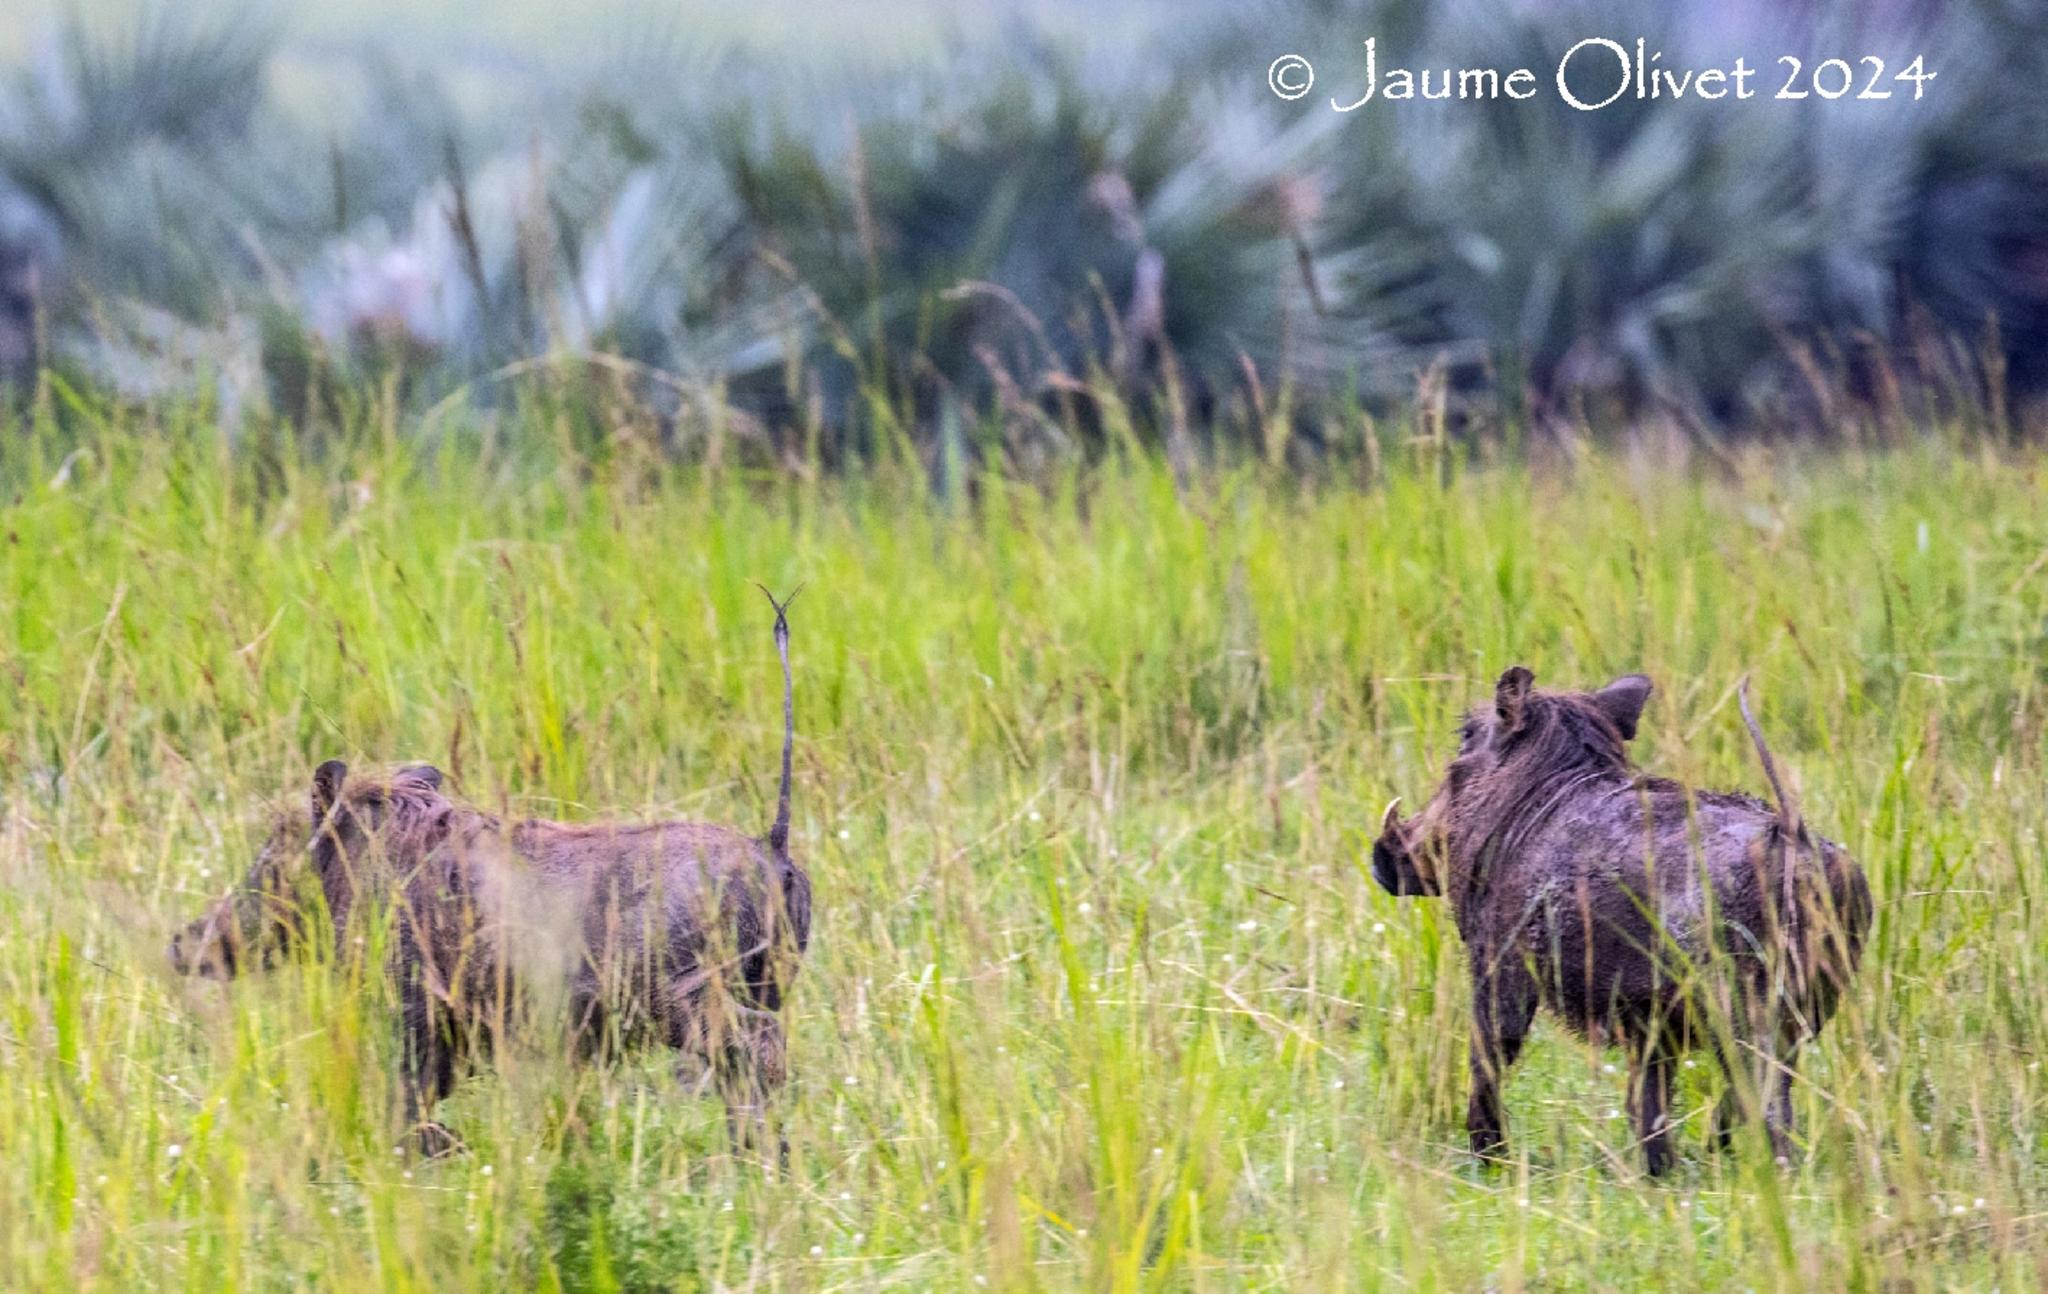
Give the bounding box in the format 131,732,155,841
1,406,2045,1288
3,0,2046,462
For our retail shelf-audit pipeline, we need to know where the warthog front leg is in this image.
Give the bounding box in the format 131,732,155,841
1467,967,1537,1163
400,985,465,1158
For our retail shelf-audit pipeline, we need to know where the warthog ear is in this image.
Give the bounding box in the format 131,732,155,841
394,764,443,791
1494,665,1535,734
312,760,348,822
1593,674,1653,740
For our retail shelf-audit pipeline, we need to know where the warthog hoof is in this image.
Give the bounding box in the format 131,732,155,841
414,1120,468,1159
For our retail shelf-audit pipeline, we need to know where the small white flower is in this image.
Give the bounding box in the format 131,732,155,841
1976,1198,1987,1209
1028,811,1041,823
839,1191,851,1202
1953,1204,1968,1216
1331,1078,1345,1090
1602,1063,1617,1075
1372,922,1386,934
95,1175,108,1187
402,1171,413,1180
1077,902,1093,915
843,1075,858,1087
838,829,851,841
810,1245,823,1257
1607,1109,1622,1120
480,1164,492,1177
1237,920,1258,933
1152,1147,1163,1158
165,1144,183,1161
852,1233,865,1245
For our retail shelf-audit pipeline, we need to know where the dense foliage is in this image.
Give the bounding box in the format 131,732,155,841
3,1,2045,460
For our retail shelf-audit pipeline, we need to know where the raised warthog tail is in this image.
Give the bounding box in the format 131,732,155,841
754,582,803,856
1738,676,1802,842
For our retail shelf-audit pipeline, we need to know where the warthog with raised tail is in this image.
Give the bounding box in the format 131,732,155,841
172,590,813,1158
1372,667,1869,1175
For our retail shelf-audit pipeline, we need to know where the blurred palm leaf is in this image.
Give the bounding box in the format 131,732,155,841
706,37,1419,457
0,12,273,311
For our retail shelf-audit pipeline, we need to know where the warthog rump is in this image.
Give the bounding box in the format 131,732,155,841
1372,667,1869,1175
171,591,813,1158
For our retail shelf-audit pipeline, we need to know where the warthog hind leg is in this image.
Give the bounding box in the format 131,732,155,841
1710,1040,1800,1164
1628,1043,1678,1177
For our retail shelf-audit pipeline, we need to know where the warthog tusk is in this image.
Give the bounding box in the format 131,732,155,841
1380,797,1403,833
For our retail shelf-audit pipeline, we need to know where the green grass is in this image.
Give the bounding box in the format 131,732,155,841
2,409,2047,1290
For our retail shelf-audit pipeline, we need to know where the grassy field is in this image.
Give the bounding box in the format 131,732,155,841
2,408,2046,1290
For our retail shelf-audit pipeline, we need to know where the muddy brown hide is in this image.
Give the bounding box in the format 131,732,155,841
1373,667,1869,1175
172,761,812,1157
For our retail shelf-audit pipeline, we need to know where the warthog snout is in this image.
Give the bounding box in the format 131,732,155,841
168,907,238,980
1369,799,1437,896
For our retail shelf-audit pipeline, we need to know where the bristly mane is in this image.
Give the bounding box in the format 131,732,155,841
347,775,462,862
1452,691,1638,901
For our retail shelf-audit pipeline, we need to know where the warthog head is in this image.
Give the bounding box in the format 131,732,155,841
1372,666,1653,903
169,760,446,978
